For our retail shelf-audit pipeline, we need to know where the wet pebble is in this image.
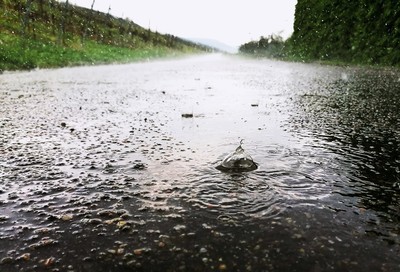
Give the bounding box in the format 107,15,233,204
133,163,147,170
41,257,56,267
28,238,58,249
173,225,186,232
158,241,166,248
81,218,103,225
15,253,31,262
61,214,73,221
8,192,18,200
0,257,13,265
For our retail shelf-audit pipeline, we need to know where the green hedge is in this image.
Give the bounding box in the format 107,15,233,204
288,0,400,66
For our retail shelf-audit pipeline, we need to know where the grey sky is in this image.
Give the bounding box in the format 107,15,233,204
67,0,297,47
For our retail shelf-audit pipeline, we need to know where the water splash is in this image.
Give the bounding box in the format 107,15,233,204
216,140,258,172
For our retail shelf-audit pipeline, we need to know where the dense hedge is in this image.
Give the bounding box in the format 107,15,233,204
288,0,400,66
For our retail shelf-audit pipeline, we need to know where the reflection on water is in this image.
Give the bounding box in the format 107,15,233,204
290,68,400,225
0,55,399,271
190,143,335,212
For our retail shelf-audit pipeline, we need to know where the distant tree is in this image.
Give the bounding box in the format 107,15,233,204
239,34,285,58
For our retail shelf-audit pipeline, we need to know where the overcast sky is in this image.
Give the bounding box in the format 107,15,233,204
67,0,297,47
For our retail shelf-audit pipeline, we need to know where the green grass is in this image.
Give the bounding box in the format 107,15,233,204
0,1,206,71
0,33,194,71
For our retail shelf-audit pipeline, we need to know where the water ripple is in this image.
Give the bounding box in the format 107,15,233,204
179,153,338,221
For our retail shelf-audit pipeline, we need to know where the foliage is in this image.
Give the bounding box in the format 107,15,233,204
238,34,285,58
238,1,400,66
0,0,210,71
287,0,400,66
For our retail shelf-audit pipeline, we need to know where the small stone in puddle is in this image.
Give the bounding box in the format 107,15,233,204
181,113,194,118
133,163,146,170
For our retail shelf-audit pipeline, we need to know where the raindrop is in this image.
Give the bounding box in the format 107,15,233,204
341,73,349,82
216,140,258,172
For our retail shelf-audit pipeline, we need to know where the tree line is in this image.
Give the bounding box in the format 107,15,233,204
239,34,285,58
239,1,400,66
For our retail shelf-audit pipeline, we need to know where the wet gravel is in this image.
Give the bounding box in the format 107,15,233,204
0,54,399,271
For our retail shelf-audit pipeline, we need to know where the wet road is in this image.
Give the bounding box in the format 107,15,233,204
0,54,399,271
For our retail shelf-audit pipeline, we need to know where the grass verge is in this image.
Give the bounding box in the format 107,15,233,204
0,33,188,71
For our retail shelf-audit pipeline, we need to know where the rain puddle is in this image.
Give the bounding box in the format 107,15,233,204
0,55,399,271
